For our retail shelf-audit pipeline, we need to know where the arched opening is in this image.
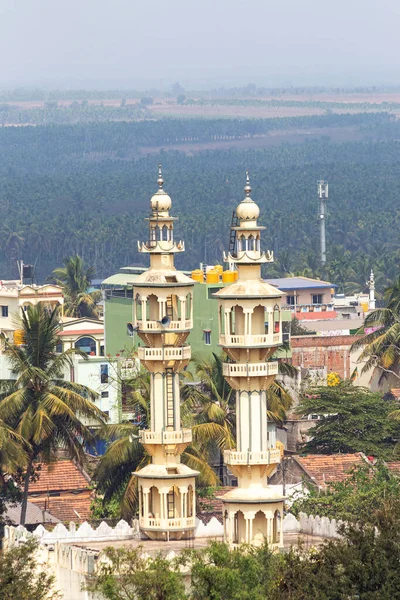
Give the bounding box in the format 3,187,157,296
149,226,157,244
75,336,96,355
135,293,142,320
230,305,245,336
187,485,194,517
219,305,225,335
167,486,177,519
273,509,281,544
165,294,179,321
233,510,245,544
239,234,246,252
162,225,169,241
264,307,270,334
253,510,268,543
139,486,144,517
186,292,192,320
273,304,281,334
147,294,158,321
256,235,260,251
248,235,255,251
148,486,160,518
252,305,265,335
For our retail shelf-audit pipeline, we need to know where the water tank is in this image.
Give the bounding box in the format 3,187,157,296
206,270,220,284
191,269,204,283
222,270,236,283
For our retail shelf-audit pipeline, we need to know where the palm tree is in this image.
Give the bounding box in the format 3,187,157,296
94,369,218,519
351,276,400,383
51,255,102,319
0,304,107,525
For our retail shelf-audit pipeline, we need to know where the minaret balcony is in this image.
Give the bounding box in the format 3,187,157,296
224,448,281,466
219,333,281,347
222,361,278,378
140,429,192,445
137,346,191,362
139,516,195,531
136,319,193,332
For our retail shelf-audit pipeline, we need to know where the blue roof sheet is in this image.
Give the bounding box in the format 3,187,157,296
265,277,335,290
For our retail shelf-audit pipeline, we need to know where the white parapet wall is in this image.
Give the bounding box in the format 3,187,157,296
283,512,343,539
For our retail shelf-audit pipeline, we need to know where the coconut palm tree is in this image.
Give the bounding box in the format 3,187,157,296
0,303,107,525
51,255,102,319
351,276,400,383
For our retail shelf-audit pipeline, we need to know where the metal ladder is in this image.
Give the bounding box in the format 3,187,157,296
165,368,174,428
167,490,175,519
229,210,239,256
166,296,173,318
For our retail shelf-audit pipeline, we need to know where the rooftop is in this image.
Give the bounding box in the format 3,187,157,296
266,276,335,290
27,460,90,494
295,453,365,487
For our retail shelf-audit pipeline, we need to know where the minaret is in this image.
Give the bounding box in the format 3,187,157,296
215,173,285,548
367,269,376,311
133,166,198,540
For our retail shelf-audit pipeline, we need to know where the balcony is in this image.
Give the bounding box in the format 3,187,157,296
139,516,195,531
140,429,192,445
137,346,191,361
136,319,192,332
223,361,279,378
224,448,281,466
219,333,281,347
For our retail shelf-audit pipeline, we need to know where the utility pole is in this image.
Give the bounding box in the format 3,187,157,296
317,180,328,265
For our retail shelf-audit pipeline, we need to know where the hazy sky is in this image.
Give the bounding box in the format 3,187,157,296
0,0,399,89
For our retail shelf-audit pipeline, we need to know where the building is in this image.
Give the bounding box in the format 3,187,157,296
26,460,93,522
215,173,285,548
0,280,64,342
56,317,119,424
132,167,198,540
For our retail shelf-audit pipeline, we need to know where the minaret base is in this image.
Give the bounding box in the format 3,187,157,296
135,464,198,541
219,487,285,549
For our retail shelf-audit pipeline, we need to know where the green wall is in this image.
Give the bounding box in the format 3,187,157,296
104,294,135,357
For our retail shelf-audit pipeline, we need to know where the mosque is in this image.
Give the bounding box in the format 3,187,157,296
132,167,285,547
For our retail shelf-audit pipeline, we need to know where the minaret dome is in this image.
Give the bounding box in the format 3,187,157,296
235,171,260,222
150,164,172,213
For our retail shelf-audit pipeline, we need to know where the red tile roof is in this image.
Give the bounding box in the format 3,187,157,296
295,453,365,488
57,328,103,337
295,311,337,320
386,462,400,475
29,494,92,523
28,460,91,493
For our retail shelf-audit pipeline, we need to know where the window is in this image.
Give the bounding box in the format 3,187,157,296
101,391,109,398
100,345,105,356
312,294,323,305
204,329,211,345
1,306,8,318
56,341,63,353
286,295,295,306
75,336,96,355
100,364,109,384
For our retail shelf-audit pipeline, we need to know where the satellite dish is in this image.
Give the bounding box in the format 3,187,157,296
159,316,171,327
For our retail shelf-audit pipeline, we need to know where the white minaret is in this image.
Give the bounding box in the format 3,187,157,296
133,166,197,541
367,269,376,311
215,173,285,548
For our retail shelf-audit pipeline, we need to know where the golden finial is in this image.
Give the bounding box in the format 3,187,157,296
157,164,164,189
244,171,252,197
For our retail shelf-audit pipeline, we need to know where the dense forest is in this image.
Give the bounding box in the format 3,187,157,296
0,111,398,295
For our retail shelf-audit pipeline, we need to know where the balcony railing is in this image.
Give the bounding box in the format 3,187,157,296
283,303,334,313
219,333,281,347
140,429,192,445
224,448,281,466
138,346,191,361
223,361,279,378
139,516,195,530
136,319,192,332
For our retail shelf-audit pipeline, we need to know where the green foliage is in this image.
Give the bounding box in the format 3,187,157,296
86,546,186,600
291,462,400,522
296,383,399,456
90,490,123,520
0,303,106,524
182,540,275,600
51,254,101,318
0,539,60,600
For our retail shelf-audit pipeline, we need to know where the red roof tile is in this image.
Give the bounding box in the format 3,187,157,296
28,460,91,493
386,462,400,475
295,453,365,488
29,494,92,523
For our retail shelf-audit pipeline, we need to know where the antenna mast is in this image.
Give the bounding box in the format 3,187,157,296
317,180,328,265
